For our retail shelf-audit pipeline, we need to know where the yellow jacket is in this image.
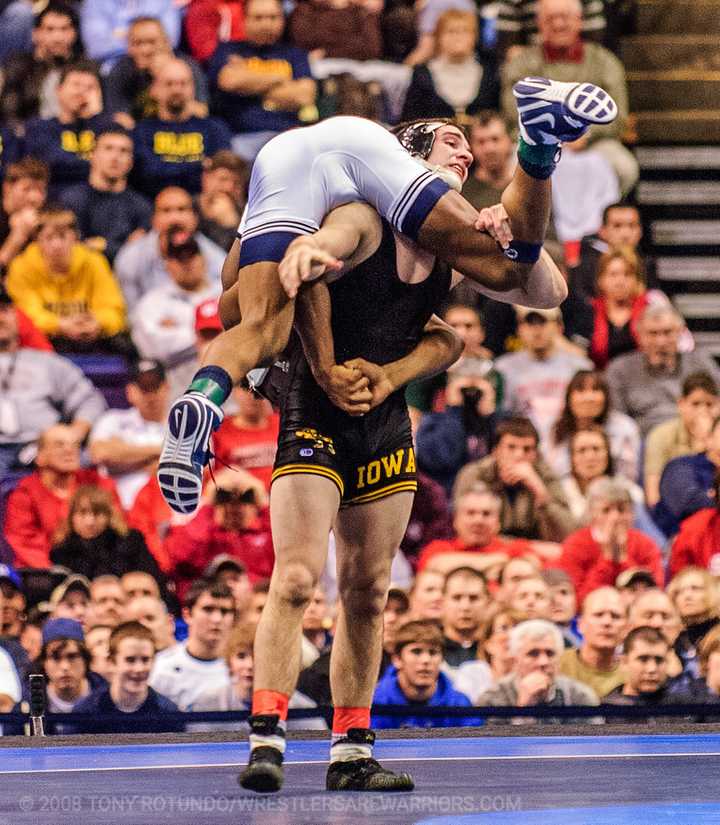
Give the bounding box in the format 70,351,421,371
7,243,127,336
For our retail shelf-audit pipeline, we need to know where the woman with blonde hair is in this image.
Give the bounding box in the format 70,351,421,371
400,10,498,121
588,246,647,369
668,566,720,677
50,485,161,581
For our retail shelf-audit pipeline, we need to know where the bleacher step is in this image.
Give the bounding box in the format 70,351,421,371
629,71,720,111
636,146,720,170
637,181,720,205
690,332,720,355
637,0,720,35
656,257,720,282
650,220,720,245
622,36,720,71
673,294,720,318
634,110,720,143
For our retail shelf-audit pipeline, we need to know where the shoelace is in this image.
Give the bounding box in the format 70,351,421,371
206,451,243,496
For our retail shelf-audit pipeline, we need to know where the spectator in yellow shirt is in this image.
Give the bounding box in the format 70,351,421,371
6,205,128,354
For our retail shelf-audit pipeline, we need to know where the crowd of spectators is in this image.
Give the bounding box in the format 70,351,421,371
0,0,719,735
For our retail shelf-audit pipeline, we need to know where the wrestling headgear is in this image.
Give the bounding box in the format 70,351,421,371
392,120,448,161
392,119,467,191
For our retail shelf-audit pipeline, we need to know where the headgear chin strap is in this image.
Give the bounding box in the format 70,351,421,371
419,160,463,192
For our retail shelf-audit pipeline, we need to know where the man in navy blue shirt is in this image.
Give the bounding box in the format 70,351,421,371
73,620,183,733
24,60,110,196
208,0,316,160
61,126,152,263
132,58,231,199
652,417,720,538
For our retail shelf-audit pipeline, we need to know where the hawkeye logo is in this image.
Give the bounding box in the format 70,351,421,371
295,428,336,456
357,447,415,489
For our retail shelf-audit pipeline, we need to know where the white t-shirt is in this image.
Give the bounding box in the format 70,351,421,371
452,659,495,705
90,407,165,508
0,647,21,702
149,642,230,711
495,349,592,446
130,281,220,364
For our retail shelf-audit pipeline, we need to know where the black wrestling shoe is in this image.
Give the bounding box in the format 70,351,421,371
326,729,414,792
238,746,284,793
238,714,286,793
326,757,415,791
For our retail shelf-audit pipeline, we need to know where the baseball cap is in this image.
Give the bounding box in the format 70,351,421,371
0,563,22,590
129,359,166,392
49,574,91,608
515,305,562,324
616,568,657,590
195,298,223,334
204,554,247,579
42,617,85,646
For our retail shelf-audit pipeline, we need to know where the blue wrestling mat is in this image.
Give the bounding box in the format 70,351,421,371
1,731,718,824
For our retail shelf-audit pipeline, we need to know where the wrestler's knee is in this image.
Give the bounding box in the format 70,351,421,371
272,559,319,610
339,576,389,620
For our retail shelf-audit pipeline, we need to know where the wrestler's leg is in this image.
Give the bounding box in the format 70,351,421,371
331,491,414,711
158,256,296,515
254,473,339,697
412,79,617,304
203,261,294,384
324,492,415,791
239,473,340,792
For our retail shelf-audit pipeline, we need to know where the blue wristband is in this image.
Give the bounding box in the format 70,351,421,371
503,240,542,264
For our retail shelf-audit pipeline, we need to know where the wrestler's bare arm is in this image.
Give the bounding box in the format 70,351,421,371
453,247,567,308
454,203,568,308
278,202,382,297
288,203,385,414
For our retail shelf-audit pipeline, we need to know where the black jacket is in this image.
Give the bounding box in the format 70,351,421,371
400,58,499,122
50,527,162,582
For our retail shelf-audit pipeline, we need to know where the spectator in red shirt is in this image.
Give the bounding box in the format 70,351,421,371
669,475,720,579
560,477,664,606
0,286,52,351
212,385,279,490
400,472,453,569
417,486,527,577
4,424,121,569
164,482,274,602
185,0,245,64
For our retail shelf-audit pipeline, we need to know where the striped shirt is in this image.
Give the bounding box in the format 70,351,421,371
496,0,605,50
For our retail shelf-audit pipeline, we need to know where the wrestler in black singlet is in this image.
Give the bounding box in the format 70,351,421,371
271,219,451,505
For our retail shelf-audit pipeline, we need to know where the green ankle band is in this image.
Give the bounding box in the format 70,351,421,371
517,138,560,179
188,377,228,407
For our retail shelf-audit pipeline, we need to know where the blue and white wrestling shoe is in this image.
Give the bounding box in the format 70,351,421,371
157,393,223,514
513,77,618,145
